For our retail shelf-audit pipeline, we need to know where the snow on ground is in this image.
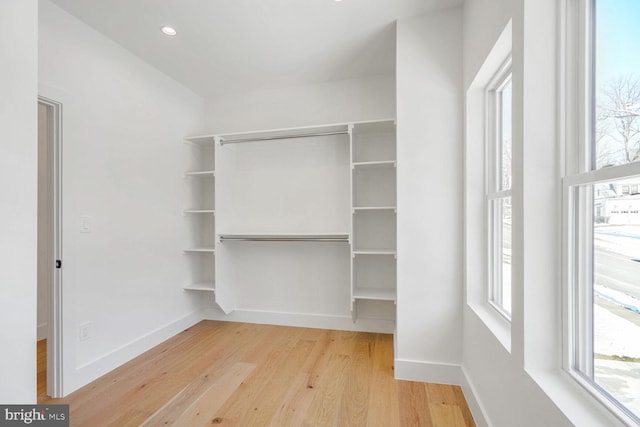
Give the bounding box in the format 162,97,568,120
594,359,640,418
591,226,640,417
595,284,640,314
594,301,640,418
594,225,640,260
594,303,640,358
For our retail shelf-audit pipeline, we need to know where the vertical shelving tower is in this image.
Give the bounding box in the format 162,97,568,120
182,135,216,292
350,120,397,321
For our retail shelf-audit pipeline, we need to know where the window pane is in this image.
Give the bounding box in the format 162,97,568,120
595,1,640,169
500,78,512,190
593,178,640,417
501,197,512,315
489,196,512,317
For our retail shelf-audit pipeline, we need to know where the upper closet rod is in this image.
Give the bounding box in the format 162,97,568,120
219,130,349,146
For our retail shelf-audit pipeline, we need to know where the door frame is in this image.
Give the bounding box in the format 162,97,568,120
38,96,63,398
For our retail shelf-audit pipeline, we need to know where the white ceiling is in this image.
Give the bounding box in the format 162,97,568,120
49,0,462,97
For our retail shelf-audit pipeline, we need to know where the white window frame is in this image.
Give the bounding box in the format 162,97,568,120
465,20,512,352
563,0,640,424
486,59,513,320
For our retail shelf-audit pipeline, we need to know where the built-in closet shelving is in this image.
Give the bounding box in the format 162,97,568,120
182,135,216,292
182,119,396,327
350,121,397,319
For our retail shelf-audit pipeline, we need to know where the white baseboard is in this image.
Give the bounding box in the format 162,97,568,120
201,307,395,333
394,358,489,427
394,358,465,384
37,323,48,341
460,366,492,427
72,311,203,393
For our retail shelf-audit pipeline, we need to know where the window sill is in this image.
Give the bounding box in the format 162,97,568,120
526,367,634,427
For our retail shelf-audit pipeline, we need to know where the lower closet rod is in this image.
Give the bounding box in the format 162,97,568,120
219,236,349,243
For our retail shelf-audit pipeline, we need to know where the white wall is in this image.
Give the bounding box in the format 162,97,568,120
395,7,464,380
203,74,395,133
39,0,206,394
0,0,38,403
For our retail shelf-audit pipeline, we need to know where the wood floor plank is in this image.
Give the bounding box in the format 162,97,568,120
267,372,315,427
398,381,434,427
367,333,400,426
140,323,269,426
303,353,352,426
40,321,476,427
211,326,304,425
454,384,476,426
336,337,374,427
173,362,256,427
429,403,468,427
37,339,46,399
304,329,343,389
235,338,316,426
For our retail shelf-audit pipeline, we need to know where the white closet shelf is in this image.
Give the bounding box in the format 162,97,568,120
353,288,396,302
352,160,396,169
183,282,215,292
184,170,215,177
352,120,396,133
219,233,349,242
184,135,216,145
184,209,215,214
183,247,215,253
352,206,396,212
353,249,397,256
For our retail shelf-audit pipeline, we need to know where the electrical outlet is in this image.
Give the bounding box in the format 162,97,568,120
79,322,93,341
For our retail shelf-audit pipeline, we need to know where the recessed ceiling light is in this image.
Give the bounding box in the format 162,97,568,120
161,26,177,36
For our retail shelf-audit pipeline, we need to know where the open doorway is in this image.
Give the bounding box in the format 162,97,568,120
37,97,63,399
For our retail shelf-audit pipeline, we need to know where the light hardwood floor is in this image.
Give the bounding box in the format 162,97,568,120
37,339,47,399
39,321,475,426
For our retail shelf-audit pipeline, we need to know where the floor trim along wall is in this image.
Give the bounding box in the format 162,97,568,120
71,311,203,394
201,307,396,334
460,366,491,427
395,358,489,427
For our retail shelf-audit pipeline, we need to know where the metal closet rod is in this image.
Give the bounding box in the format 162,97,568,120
219,235,349,243
219,130,349,146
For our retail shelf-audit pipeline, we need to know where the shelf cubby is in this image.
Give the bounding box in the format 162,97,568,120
352,253,396,302
353,167,396,208
352,210,396,252
183,251,215,291
352,121,396,164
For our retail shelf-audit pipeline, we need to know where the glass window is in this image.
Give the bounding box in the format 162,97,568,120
566,0,640,423
487,67,512,319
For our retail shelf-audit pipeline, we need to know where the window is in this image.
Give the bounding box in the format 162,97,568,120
565,0,640,423
487,62,513,319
